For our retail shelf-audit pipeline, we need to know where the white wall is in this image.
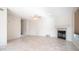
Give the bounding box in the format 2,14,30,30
8,7,56,37
7,10,21,40
0,8,7,48
55,8,74,41
8,7,76,41
26,13,56,37
44,7,76,41
25,7,75,41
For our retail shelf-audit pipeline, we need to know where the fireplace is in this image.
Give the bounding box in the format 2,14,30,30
57,30,66,40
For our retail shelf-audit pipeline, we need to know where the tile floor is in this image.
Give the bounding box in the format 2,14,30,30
1,36,79,51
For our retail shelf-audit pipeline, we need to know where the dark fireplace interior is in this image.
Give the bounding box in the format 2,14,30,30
58,30,66,40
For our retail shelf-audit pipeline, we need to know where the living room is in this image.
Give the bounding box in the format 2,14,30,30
0,7,79,51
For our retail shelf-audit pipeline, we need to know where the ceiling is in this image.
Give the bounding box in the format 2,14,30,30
8,7,77,20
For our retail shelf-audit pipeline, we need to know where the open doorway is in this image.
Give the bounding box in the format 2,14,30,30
73,8,79,49
74,9,79,35
21,19,27,36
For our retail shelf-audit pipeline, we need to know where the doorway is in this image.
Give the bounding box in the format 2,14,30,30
21,19,27,36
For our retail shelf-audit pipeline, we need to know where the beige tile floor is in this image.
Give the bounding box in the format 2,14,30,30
1,36,79,51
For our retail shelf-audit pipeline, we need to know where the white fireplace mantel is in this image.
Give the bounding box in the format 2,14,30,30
56,26,67,31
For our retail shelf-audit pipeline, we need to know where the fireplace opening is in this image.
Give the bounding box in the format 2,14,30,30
57,30,66,40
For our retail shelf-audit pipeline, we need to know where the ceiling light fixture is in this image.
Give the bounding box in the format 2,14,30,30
32,15,41,20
